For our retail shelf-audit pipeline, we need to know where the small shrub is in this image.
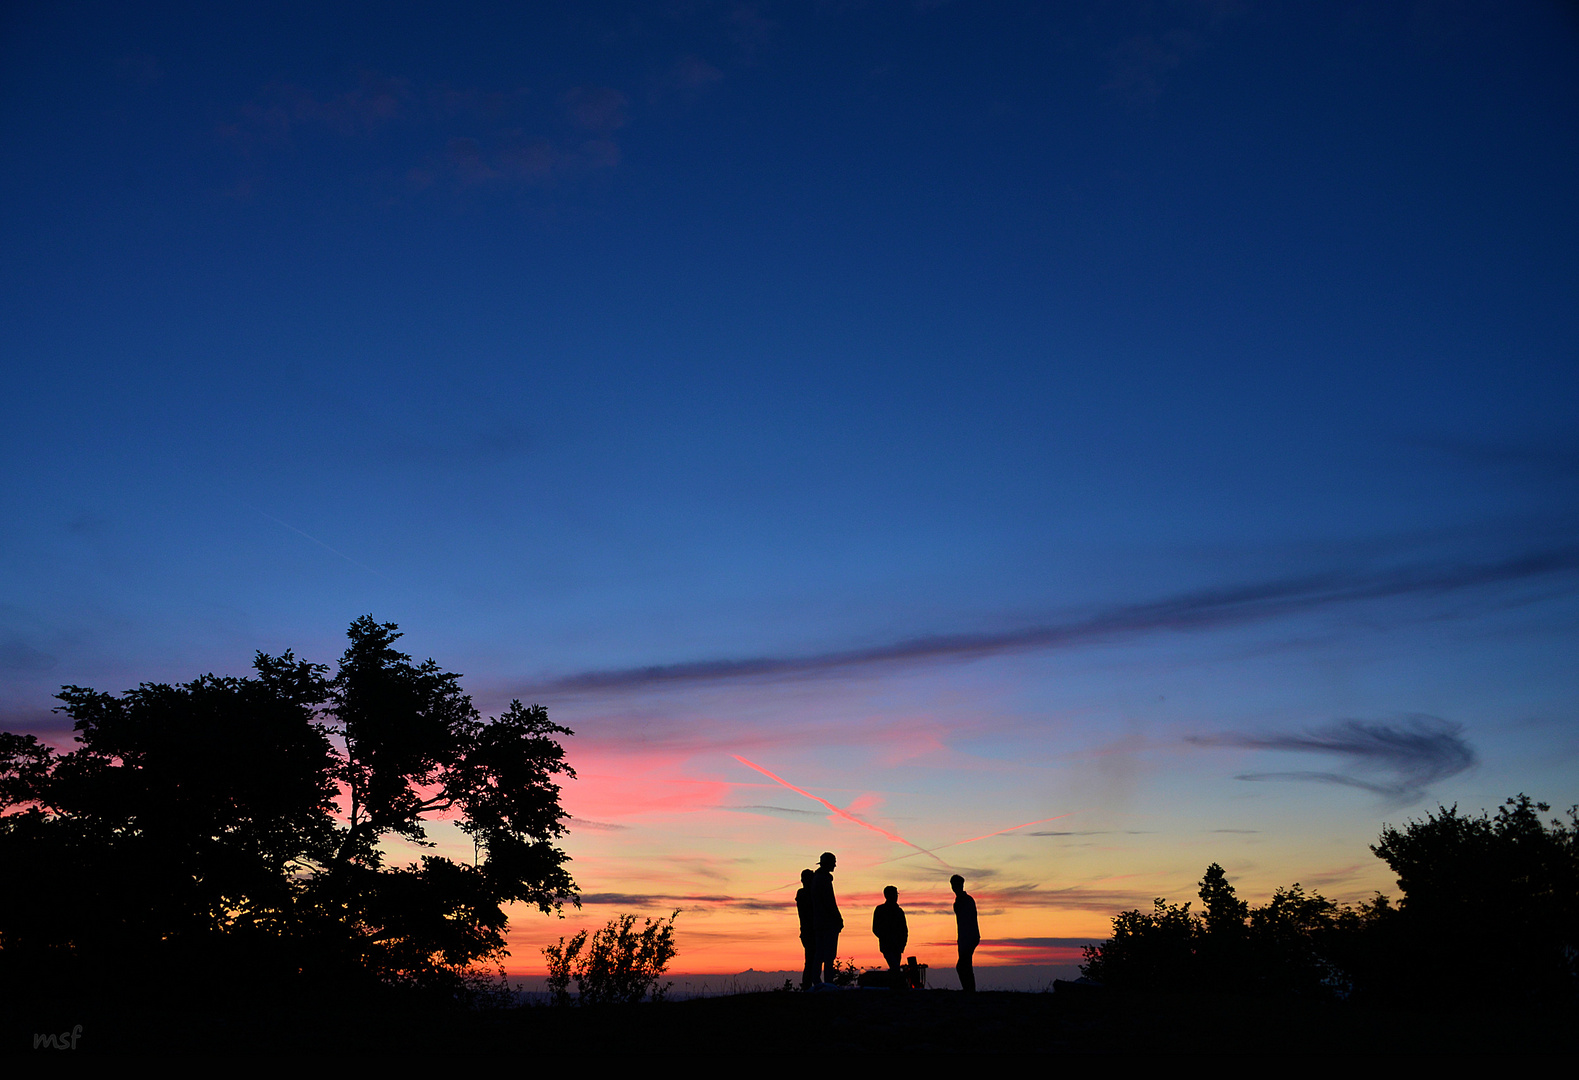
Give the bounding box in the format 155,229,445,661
542,911,679,1005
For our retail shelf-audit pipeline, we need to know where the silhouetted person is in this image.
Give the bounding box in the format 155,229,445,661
951,874,979,993
872,885,909,987
795,868,817,989
812,852,843,986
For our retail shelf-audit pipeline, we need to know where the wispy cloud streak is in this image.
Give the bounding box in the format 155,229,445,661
576,892,784,912
1187,715,1478,805
877,813,1082,866
941,815,1081,848
529,547,1579,694
724,804,823,818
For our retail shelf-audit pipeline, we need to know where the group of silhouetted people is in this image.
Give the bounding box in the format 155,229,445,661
794,852,981,992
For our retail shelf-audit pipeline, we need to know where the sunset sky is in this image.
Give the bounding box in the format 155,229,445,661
3,2,1577,977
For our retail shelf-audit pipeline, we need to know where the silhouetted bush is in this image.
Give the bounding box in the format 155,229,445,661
1078,897,1199,990
543,911,680,1005
1082,866,1391,998
1081,795,1579,1001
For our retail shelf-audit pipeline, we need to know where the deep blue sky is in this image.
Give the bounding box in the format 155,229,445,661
3,2,1577,898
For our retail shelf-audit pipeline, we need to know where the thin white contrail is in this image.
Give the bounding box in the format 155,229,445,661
244,502,393,582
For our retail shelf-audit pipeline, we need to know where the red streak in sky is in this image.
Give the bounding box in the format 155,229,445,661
732,755,947,865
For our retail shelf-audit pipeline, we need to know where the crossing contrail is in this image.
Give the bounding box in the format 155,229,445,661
732,755,949,867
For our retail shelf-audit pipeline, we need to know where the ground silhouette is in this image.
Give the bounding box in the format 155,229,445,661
8,982,1572,1055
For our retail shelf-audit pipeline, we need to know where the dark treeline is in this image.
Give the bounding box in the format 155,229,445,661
1080,795,1579,1001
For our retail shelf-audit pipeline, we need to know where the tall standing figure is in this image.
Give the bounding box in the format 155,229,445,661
795,868,817,989
951,873,979,993
812,852,843,986
872,885,909,987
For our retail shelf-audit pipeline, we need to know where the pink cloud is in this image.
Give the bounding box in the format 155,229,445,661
561,748,737,821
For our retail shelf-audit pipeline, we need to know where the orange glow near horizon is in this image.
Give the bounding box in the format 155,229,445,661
445,674,1408,979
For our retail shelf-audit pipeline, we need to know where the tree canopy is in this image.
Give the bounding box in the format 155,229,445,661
1371,794,1578,993
0,617,578,993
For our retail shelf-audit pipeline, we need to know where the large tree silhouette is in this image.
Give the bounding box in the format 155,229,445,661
1371,794,1578,994
0,617,577,991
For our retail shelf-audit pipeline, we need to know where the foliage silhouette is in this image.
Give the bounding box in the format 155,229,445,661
829,955,861,987
1195,862,1248,984
1081,866,1388,998
1198,862,1248,937
1078,896,1199,990
1081,795,1579,1000
543,911,679,1005
1371,794,1578,994
0,617,578,994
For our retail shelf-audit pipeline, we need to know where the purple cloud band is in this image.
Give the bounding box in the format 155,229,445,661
525,546,1579,694
1187,715,1478,805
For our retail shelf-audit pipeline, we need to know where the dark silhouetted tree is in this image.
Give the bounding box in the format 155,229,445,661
310,617,578,985
1196,862,1248,985
1246,882,1347,995
0,652,340,966
0,617,578,995
1079,897,1198,989
1371,794,1578,994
